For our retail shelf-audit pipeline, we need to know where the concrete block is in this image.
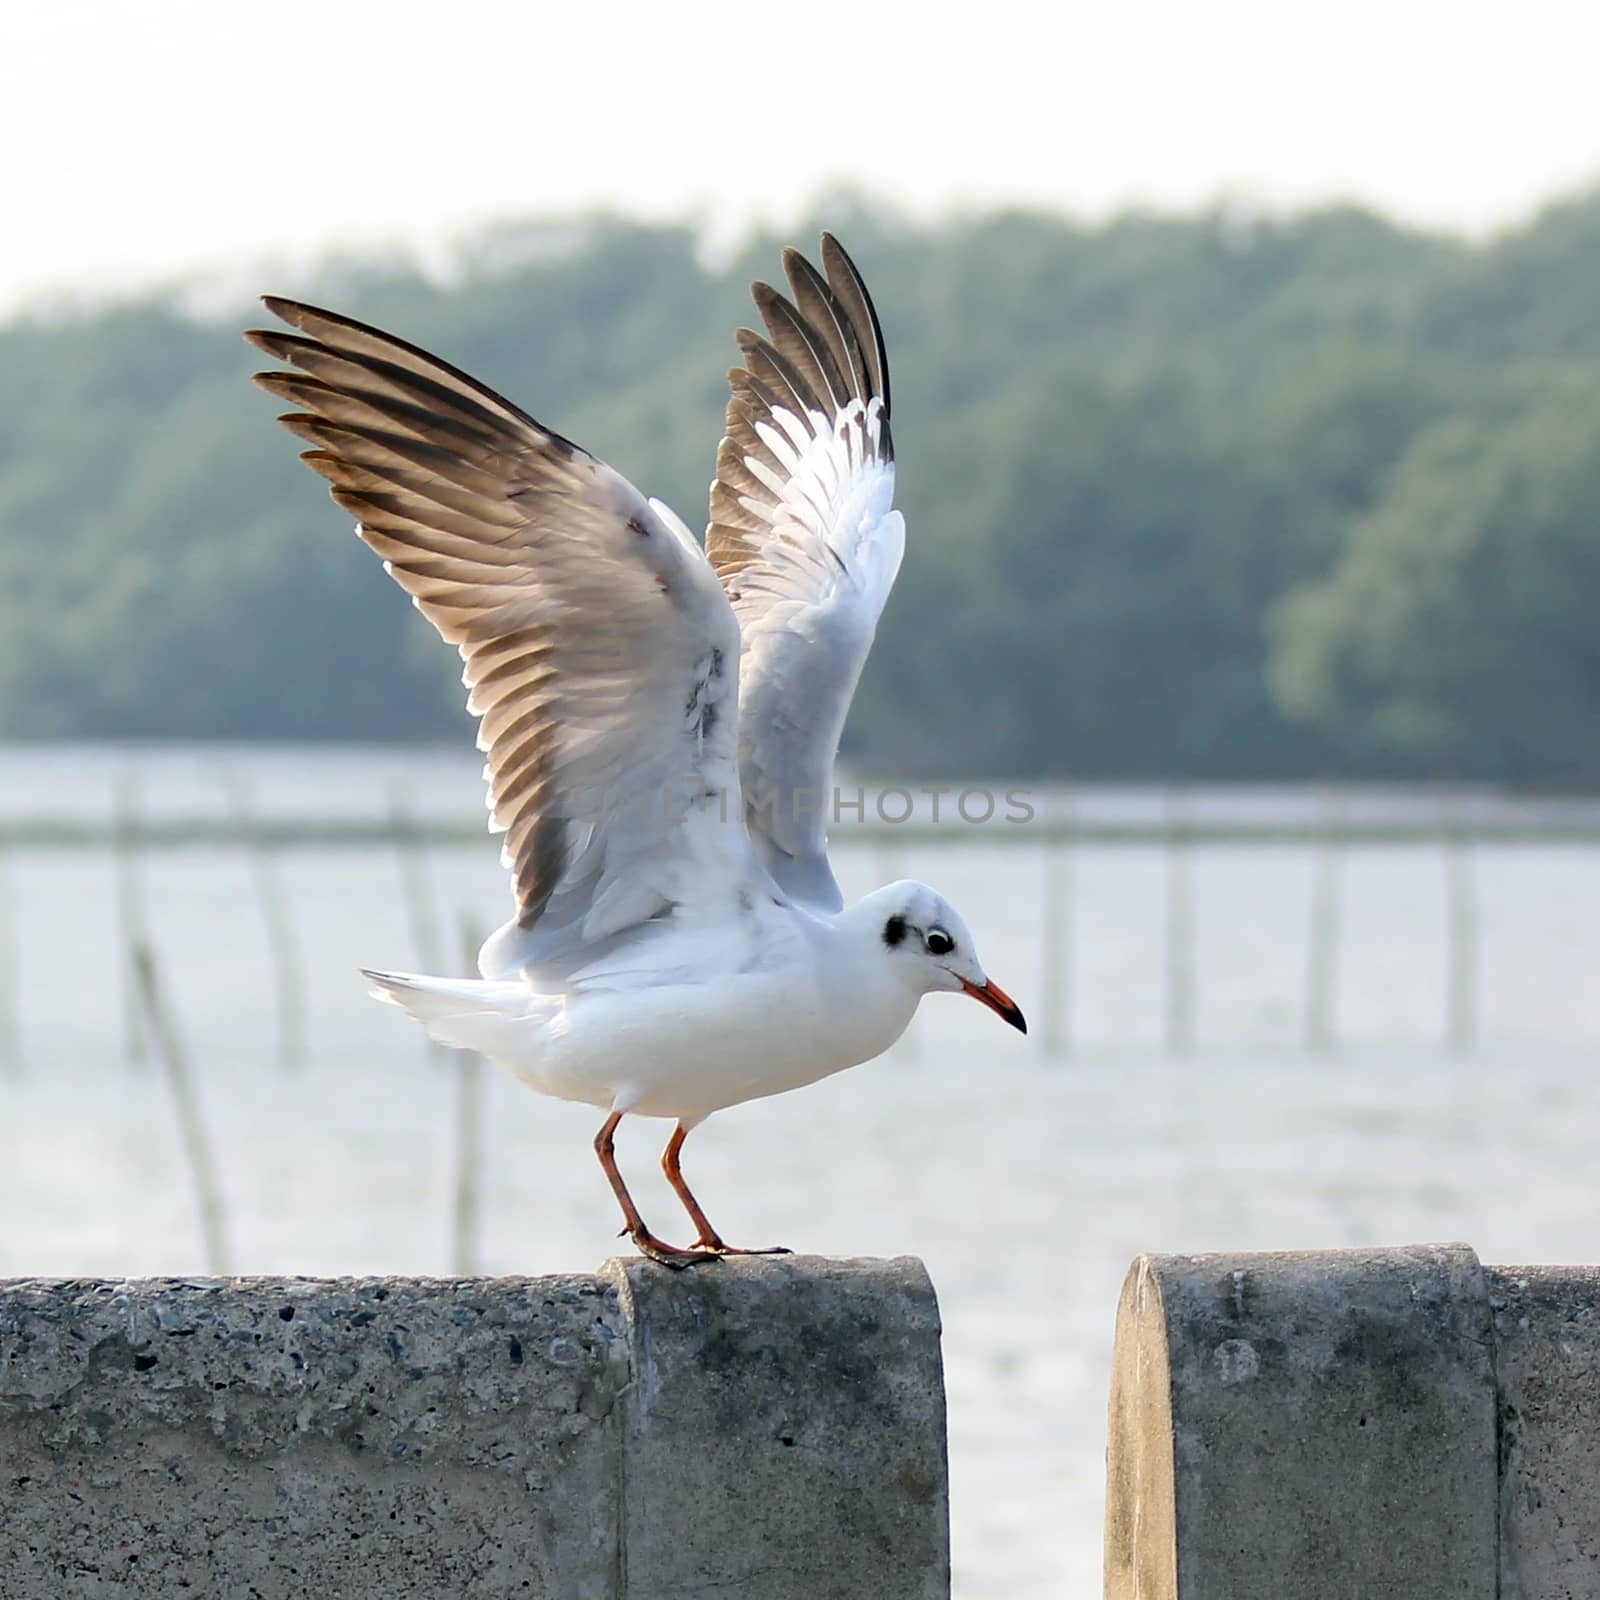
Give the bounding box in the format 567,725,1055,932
606,1254,948,1600
1104,1243,1498,1600
1488,1265,1600,1600
0,1257,947,1599
1,1274,626,1597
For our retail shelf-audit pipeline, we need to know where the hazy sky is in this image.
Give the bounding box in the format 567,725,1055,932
6,0,1598,314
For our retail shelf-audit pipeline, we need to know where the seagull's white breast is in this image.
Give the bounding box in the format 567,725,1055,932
493,920,919,1123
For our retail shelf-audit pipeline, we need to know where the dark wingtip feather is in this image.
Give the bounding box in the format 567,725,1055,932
243,328,299,360
819,233,891,420
750,277,849,412
250,368,329,407
260,295,370,338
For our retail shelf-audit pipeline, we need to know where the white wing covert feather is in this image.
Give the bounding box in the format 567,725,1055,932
247,300,751,976
707,234,904,911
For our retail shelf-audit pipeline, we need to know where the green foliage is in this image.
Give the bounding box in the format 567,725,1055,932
1273,377,1600,780
2,190,1598,780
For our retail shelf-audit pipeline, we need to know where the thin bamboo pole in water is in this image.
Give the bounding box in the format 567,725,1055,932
391,785,449,1065
390,786,445,972
1164,789,1195,1055
221,768,306,1069
0,846,18,1074
1443,792,1479,1054
130,937,231,1274
451,913,486,1275
1304,787,1344,1052
115,771,149,1068
1038,792,1074,1057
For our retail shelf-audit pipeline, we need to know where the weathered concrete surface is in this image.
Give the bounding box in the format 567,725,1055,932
0,1257,947,1599
608,1254,948,1600
1104,1243,1498,1600
1488,1265,1600,1600
1,1274,626,1596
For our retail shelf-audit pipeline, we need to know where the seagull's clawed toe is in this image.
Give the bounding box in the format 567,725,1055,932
693,1236,793,1258
631,1230,723,1270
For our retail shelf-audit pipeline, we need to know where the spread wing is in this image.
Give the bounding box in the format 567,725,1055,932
707,234,903,911
246,299,752,976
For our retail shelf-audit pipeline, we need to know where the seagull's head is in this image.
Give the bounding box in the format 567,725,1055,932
861,881,1027,1034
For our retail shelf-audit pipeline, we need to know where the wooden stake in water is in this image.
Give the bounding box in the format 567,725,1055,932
390,785,445,970
1164,789,1195,1055
451,913,487,1274
130,938,231,1274
222,768,306,1069
115,770,149,1068
1038,791,1074,1057
0,845,18,1074
1303,786,1344,1052
1443,790,1478,1054
391,784,449,1064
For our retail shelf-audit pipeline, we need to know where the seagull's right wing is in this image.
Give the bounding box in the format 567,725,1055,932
708,235,904,910
247,299,752,976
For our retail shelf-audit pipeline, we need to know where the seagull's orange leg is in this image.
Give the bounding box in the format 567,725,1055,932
662,1123,791,1256
594,1113,713,1269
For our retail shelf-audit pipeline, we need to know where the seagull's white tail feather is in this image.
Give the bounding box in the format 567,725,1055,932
361,969,555,1057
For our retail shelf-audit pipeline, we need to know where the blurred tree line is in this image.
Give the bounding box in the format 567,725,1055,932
2,189,1598,782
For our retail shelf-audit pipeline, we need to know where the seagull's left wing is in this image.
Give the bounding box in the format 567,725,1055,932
246,299,756,978
708,234,904,910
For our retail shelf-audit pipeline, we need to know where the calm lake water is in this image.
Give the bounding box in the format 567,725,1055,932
3,746,1599,1598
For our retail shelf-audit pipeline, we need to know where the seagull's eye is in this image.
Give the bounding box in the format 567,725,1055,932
926,927,955,956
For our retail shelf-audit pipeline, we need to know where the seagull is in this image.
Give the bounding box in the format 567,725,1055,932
247,234,1026,1266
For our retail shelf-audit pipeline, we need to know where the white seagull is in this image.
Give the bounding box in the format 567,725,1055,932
248,235,1026,1266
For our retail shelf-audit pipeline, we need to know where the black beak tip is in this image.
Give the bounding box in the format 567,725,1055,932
962,977,1028,1036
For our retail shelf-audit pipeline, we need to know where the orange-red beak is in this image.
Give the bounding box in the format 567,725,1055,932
960,976,1027,1034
